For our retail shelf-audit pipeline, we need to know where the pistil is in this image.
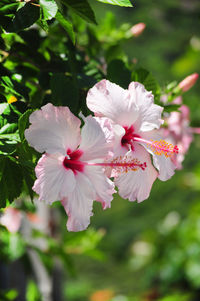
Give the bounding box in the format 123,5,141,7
133,137,179,157
63,154,147,175
88,156,147,172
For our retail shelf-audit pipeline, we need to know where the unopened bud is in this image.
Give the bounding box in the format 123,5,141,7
178,73,199,92
130,23,146,37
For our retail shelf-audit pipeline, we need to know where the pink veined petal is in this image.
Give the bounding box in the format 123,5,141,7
94,117,115,147
115,144,158,203
79,115,111,161
33,153,76,204
83,165,115,209
128,82,164,132
140,131,176,181
25,103,81,155
61,172,96,231
87,80,139,127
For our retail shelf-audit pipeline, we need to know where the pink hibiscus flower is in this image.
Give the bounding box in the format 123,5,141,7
87,80,178,203
25,103,116,231
0,207,22,233
161,102,200,169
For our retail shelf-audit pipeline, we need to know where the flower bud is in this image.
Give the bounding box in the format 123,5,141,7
178,73,199,92
130,22,146,37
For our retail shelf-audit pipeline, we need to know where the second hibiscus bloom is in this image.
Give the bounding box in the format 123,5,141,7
87,80,178,203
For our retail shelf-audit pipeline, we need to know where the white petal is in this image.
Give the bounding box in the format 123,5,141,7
61,172,96,231
84,165,115,209
33,153,76,203
128,82,163,132
94,117,115,147
151,153,175,181
112,124,128,156
115,144,158,203
140,131,176,181
25,103,81,155
87,80,139,126
79,115,110,161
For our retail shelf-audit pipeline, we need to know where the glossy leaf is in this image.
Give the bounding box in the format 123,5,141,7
56,11,75,44
0,157,23,207
0,76,21,97
18,109,33,142
95,0,132,7
40,0,58,20
50,73,79,114
7,3,40,32
60,0,97,24
132,68,160,96
107,59,131,89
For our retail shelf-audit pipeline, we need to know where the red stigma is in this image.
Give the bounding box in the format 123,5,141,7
173,145,179,154
63,149,84,174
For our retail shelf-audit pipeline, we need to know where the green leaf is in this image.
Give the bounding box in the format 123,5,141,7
0,0,12,9
0,139,18,155
17,141,36,200
0,3,19,14
50,73,79,114
37,18,49,31
0,103,9,115
3,289,18,301
26,280,40,301
0,123,18,135
60,0,97,24
163,104,180,113
132,68,160,96
0,229,25,261
0,157,23,207
95,0,132,7
56,11,75,44
0,76,21,97
107,59,131,89
18,109,33,142
22,165,35,200
7,3,40,32
40,0,58,20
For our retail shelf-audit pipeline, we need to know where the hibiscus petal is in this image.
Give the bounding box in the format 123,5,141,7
151,153,176,181
79,115,111,161
115,144,158,203
33,153,76,203
94,117,114,147
84,165,115,209
25,103,81,155
128,82,163,132
140,131,176,181
87,80,139,126
61,172,96,231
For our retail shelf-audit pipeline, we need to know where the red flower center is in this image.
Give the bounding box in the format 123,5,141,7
63,149,84,174
121,125,140,150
